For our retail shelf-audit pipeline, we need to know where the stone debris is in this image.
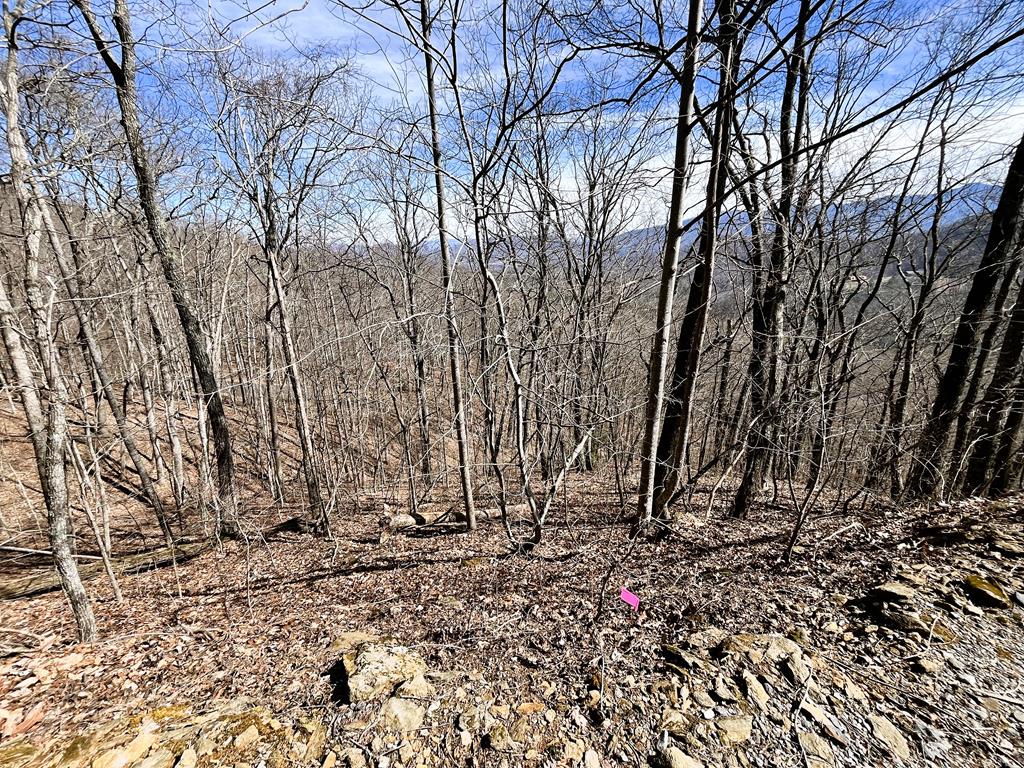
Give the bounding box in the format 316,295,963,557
869,582,918,604
5,517,1022,768
868,714,911,761
656,745,705,768
962,574,1010,608
337,642,427,703
798,730,835,768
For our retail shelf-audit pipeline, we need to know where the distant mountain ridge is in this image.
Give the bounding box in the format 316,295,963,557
606,182,1001,266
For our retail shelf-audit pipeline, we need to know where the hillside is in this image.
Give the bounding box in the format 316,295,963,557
2,475,1022,767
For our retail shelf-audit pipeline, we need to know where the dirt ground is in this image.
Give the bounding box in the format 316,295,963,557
2,483,1023,767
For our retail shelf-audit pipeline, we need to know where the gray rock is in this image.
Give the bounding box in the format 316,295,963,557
870,582,917,604
912,657,943,675
798,731,834,768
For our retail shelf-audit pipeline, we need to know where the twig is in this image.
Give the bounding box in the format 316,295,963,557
0,545,103,560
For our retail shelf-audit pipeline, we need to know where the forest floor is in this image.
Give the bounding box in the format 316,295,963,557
1,484,1023,768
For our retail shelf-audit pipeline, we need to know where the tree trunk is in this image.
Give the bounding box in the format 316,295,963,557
908,130,1024,498
732,0,811,518
635,0,704,526
0,12,97,641
72,0,238,535
948,252,1021,477
652,5,737,518
419,0,476,530
267,251,327,531
989,363,1024,495
962,276,1024,492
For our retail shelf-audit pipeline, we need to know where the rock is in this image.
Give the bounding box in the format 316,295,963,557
458,706,482,732
789,627,811,645
651,678,679,704
656,746,704,768
783,652,812,685
764,635,802,660
915,722,952,760
799,701,847,746
397,741,417,764
564,741,586,763
300,715,327,763
515,701,545,715
57,734,97,768
330,631,380,653
340,643,428,702
583,748,602,768
868,715,910,761
843,679,867,704
716,715,753,745
956,670,977,687
484,724,517,752
741,671,770,711
798,731,834,768
912,657,942,675
381,699,426,732
718,633,799,664
870,582,917,604
174,748,197,768
659,707,691,737
692,689,715,708
509,715,531,742
194,730,217,758
875,605,956,641
322,750,338,768
92,729,158,768
687,628,728,650
663,644,710,672
713,675,739,702
395,674,435,698
963,574,1010,608
134,750,175,768
234,724,260,751
991,536,1024,557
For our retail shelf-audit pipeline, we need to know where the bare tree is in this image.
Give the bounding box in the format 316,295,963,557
70,0,239,535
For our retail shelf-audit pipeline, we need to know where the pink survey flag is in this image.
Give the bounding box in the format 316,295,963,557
619,587,640,611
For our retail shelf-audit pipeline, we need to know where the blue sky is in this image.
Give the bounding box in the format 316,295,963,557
43,0,1024,239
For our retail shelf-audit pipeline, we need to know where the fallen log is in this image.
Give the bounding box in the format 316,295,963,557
0,542,209,600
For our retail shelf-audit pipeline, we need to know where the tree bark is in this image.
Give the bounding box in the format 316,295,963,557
907,131,1024,498
71,0,238,535
732,0,811,518
267,251,327,531
419,0,476,530
635,0,704,526
652,4,737,518
0,11,97,640
962,274,1024,492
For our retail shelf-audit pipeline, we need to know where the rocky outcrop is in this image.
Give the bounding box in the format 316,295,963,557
0,702,327,768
